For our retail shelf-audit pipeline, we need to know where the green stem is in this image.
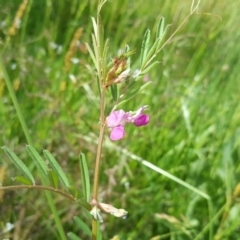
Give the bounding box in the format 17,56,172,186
92,90,106,200
91,2,108,239
0,58,67,240
91,88,106,240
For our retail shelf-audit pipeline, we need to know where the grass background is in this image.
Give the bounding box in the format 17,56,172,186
1,0,240,239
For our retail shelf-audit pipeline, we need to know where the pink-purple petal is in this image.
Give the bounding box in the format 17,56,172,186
110,126,125,141
134,114,149,127
106,110,128,128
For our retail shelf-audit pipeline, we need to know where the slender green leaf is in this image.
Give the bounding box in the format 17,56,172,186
98,16,104,54
74,216,91,236
48,169,59,188
91,17,98,39
13,176,32,185
85,43,97,69
97,74,101,99
79,153,90,202
156,23,171,52
140,29,151,68
141,20,168,70
140,61,160,75
117,81,152,107
26,145,48,180
110,84,118,102
43,150,70,188
67,232,83,240
125,44,130,52
141,40,158,69
97,221,102,240
67,185,79,198
92,33,99,73
102,38,109,81
77,199,91,211
156,17,165,40
2,146,35,184
98,0,107,11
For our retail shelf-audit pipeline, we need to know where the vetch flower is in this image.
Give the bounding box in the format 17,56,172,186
106,106,149,141
133,114,149,127
106,110,129,141
127,105,149,126
110,125,125,141
106,110,129,128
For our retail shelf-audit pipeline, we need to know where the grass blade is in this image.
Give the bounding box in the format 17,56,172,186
74,216,91,236
67,232,83,240
2,146,35,184
79,153,90,202
43,150,70,188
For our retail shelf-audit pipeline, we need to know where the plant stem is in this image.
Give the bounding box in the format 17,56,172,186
1,185,72,203
92,88,106,240
92,90,106,199
91,2,107,239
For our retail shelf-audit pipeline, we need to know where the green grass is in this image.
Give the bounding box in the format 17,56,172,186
1,0,240,239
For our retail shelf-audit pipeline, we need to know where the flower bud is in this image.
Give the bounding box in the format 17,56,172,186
105,56,129,87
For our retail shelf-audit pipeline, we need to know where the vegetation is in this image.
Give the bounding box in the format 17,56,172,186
0,0,240,239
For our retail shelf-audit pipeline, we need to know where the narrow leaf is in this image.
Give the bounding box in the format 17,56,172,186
43,150,70,188
97,221,102,240
91,17,98,40
156,17,165,40
74,216,91,236
68,185,79,198
141,40,158,69
110,84,118,102
156,23,171,52
67,232,83,240
2,146,35,184
117,81,152,107
102,38,109,81
91,33,99,73
85,43,97,69
140,29,151,68
77,199,91,211
140,61,160,75
79,153,90,202
13,176,32,185
26,145,48,180
48,169,59,188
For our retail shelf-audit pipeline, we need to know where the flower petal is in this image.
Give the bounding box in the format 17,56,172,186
110,126,125,141
127,105,148,123
134,114,149,127
106,110,128,128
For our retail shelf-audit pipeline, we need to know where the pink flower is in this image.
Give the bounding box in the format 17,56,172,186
133,114,149,127
110,126,125,141
106,106,149,141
